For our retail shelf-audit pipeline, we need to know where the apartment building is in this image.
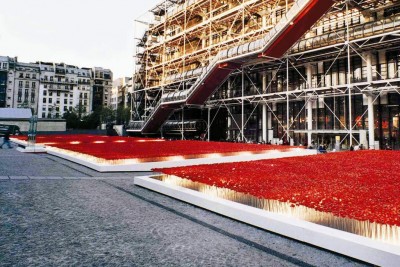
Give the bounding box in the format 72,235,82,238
92,67,113,111
130,0,400,150
0,56,40,113
0,56,113,119
37,62,95,119
111,77,132,110
0,56,10,108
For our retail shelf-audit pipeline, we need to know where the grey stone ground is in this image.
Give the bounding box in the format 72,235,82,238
0,146,371,266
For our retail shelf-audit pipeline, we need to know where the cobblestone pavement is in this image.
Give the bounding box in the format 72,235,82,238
0,148,371,266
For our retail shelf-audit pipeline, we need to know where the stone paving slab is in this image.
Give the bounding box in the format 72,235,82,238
0,176,9,180
29,176,63,180
9,176,29,180
63,176,83,180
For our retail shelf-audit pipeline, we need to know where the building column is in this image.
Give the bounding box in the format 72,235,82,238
378,50,387,79
207,107,211,141
364,52,373,83
262,105,267,142
227,115,232,140
367,95,375,149
306,63,312,89
307,94,313,146
261,72,267,142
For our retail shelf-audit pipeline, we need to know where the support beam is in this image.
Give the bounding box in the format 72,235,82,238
242,68,245,142
286,58,290,143
262,105,267,143
207,107,211,142
367,95,375,150
181,107,184,140
262,72,267,142
307,95,313,147
346,2,353,147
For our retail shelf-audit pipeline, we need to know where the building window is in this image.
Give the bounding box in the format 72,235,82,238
43,90,47,96
43,98,47,103
17,89,22,103
32,74,36,79
24,89,29,101
25,81,29,88
31,92,35,103
49,98,52,103
32,82,36,88
57,91,60,96
49,92,53,96
42,112,46,118
50,76,53,82
44,84,48,89
18,81,23,88
19,73,23,78
26,73,30,79
64,99,67,104
3,63,8,69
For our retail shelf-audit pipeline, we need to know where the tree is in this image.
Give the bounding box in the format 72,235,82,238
99,106,116,124
116,104,131,125
63,110,79,129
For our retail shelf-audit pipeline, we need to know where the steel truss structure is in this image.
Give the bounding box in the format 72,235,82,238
131,0,400,150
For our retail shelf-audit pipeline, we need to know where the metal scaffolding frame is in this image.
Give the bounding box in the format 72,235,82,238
204,0,400,148
132,0,400,148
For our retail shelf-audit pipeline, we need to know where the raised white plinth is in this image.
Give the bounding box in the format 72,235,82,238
11,138,47,153
46,147,317,172
134,175,400,266
16,146,47,153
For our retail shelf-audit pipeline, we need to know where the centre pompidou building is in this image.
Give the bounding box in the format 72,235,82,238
130,0,400,150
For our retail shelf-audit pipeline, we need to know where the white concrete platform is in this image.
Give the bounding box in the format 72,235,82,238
45,147,317,172
16,146,47,153
11,138,47,153
134,175,400,266
10,138,29,147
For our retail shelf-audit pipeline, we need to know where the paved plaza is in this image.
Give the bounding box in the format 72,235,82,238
0,147,371,266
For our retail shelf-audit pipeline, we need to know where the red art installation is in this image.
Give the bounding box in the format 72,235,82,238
155,151,400,227
14,134,293,160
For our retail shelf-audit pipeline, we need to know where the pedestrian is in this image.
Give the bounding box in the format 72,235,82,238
0,131,12,149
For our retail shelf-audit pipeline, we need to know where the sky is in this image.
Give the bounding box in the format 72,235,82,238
0,0,160,79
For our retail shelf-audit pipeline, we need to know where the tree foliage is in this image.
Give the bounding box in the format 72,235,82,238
63,106,117,130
